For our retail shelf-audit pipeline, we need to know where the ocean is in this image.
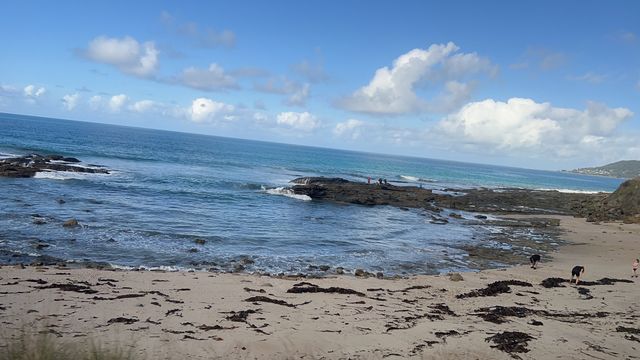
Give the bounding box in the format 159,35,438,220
0,113,624,275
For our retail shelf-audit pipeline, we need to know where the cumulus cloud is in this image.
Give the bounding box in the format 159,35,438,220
333,119,365,139
128,100,158,113
84,36,159,77
276,111,320,132
62,93,80,111
108,94,128,112
175,63,238,91
189,97,235,122
435,98,633,157
24,85,46,98
338,42,495,115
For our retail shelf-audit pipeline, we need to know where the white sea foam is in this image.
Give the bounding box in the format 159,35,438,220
534,188,606,194
399,175,436,183
265,187,312,201
33,170,111,180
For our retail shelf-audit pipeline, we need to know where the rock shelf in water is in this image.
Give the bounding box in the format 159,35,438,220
0,154,109,177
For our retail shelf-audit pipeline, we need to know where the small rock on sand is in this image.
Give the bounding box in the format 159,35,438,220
449,273,464,282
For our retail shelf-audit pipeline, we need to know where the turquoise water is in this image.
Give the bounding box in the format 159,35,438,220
0,113,623,274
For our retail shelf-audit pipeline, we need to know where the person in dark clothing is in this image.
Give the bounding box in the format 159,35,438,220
529,254,541,269
571,266,585,285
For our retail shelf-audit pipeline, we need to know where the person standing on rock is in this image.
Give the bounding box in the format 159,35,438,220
633,259,639,278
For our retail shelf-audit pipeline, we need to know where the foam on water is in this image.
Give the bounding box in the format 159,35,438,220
33,170,112,180
265,187,312,201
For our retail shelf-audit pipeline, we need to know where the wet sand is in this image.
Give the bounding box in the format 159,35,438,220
1,215,638,359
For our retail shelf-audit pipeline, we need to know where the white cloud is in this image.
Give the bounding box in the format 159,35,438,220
62,93,80,111
129,100,158,113
338,42,495,115
24,85,46,98
333,119,365,139
435,98,633,157
84,36,159,77
177,63,238,91
276,111,320,132
189,97,235,122
286,83,310,106
108,94,128,112
88,95,103,110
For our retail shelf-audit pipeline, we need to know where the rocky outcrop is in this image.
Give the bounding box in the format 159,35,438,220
0,154,109,178
290,177,605,215
578,177,640,223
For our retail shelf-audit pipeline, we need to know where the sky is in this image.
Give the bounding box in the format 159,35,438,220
1,0,639,170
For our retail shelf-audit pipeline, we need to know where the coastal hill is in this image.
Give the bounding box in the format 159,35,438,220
568,160,640,178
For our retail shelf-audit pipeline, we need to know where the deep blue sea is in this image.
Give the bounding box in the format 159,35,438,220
0,113,624,274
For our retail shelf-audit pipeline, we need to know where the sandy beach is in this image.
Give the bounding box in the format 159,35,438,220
1,215,638,359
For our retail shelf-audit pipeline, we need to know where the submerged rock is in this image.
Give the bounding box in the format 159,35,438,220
63,219,79,227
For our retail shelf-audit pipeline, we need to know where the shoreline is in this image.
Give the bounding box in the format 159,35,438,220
1,215,638,359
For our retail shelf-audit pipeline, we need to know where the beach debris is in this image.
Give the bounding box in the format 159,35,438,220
287,282,365,297
577,287,593,300
474,306,536,324
528,319,543,326
429,303,457,317
225,309,259,322
36,282,97,294
243,287,266,293
244,296,309,308
540,277,567,288
617,326,640,335
456,280,532,298
449,273,464,281
107,317,138,325
165,309,182,317
485,331,535,356
197,324,237,331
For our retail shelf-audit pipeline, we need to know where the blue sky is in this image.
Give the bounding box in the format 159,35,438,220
1,0,638,169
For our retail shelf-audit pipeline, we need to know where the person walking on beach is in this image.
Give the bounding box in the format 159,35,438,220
571,265,585,285
633,259,639,278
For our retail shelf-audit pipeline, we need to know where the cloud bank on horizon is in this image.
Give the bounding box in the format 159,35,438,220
0,1,638,170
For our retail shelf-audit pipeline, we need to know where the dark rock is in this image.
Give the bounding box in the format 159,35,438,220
376,272,384,279
188,248,199,253
319,265,331,272
31,242,49,250
474,214,488,219
63,219,79,227
57,198,66,204
449,212,463,219
233,264,245,272
354,269,366,277
32,217,47,225
449,273,464,282
194,239,206,245
0,154,109,178
61,157,80,163
335,267,345,275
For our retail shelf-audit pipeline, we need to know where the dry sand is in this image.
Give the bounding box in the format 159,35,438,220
1,215,639,359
